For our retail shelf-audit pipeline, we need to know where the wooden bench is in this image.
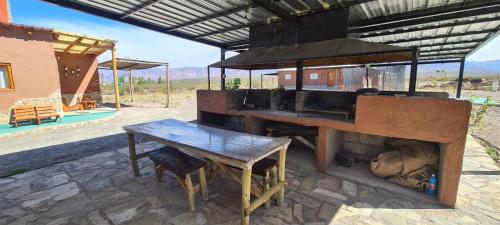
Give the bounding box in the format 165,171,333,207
148,146,208,211
35,105,61,124
12,106,37,127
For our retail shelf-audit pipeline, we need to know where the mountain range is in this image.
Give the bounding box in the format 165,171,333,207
98,59,500,83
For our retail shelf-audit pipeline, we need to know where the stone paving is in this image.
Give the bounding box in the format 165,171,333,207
0,136,499,225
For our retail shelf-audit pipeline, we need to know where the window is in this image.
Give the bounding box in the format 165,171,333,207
284,74,292,80
310,73,319,80
0,64,14,90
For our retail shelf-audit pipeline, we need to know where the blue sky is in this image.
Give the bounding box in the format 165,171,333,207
9,0,500,68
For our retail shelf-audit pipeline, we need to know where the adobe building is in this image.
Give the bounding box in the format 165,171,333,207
0,0,115,124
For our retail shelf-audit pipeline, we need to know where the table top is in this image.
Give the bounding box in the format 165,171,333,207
124,119,290,165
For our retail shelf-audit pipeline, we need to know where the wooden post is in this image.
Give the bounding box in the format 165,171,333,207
166,64,170,108
128,69,134,102
456,57,465,98
111,46,121,110
241,167,252,225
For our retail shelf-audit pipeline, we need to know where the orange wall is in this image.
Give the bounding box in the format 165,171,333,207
56,52,101,98
0,25,61,110
0,0,10,23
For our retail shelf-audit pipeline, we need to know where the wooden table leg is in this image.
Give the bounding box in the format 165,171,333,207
241,167,252,225
127,132,140,176
277,146,287,205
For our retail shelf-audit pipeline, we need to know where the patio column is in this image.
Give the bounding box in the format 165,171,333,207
296,60,304,91
408,50,418,96
166,63,170,108
207,66,211,90
221,48,226,90
128,69,134,102
111,46,121,111
456,57,465,98
249,70,252,89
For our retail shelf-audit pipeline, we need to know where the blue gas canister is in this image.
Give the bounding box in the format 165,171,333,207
426,174,438,196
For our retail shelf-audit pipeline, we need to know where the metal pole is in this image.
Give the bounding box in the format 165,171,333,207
111,46,121,111
409,50,418,96
128,69,134,102
207,66,211,90
261,74,263,89
296,61,304,91
249,70,252,89
165,64,170,108
456,57,465,98
221,48,226,90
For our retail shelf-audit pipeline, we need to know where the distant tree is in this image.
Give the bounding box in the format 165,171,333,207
158,76,162,84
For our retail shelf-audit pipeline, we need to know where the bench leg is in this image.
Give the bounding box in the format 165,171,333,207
263,170,271,208
154,163,163,182
198,167,208,201
277,146,287,206
127,133,140,176
185,174,195,212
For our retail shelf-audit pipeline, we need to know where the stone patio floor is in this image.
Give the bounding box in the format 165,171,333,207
0,136,499,225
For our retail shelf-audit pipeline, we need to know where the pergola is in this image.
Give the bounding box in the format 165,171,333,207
98,58,170,107
43,0,500,97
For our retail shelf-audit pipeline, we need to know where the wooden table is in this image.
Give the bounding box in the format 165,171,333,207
123,119,291,225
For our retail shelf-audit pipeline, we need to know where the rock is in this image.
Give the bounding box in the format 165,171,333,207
312,188,347,201
341,180,357,196
31,173,69,191
252,216,287,225
304,222,325,225
46,217,69,225
88,210,111,225
318,203,337,221
350,202,374,217
316,177,340,192
104,198,148,224
169,212,207,225
256,206,293,223
1,207,24,217
20,182,80,209
6,185,32,200
6,214,38,225
0,178,15,185
287,191,321,208
293,203,304,223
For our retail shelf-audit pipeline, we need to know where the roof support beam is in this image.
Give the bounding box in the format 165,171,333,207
42,0,227,48
121,0,163,19
351,1,500,33
357,16,500,38
384,29,495,44
168,4,252,31
195,24,248,39
419,47,473,53
456,57,466,98
251,0,296,21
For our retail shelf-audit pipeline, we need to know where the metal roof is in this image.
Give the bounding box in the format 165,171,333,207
42,0,500,61
99,58,167,70
210,38,415,69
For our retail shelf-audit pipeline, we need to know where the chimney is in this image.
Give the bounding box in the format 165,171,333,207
0,0,11,23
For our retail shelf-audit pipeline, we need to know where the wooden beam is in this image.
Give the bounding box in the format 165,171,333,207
111,46,121,110
409,51,418,96
456,57,466,98
128,69,134,102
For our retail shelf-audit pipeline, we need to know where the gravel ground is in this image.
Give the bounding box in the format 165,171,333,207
0,100,197,177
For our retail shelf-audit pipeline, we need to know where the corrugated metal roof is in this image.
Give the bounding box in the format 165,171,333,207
42,0,500,61
99,58,167,70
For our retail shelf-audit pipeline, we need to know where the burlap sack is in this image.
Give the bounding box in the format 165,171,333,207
387,165,433,190
370,150,403,177
386,139,438,175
